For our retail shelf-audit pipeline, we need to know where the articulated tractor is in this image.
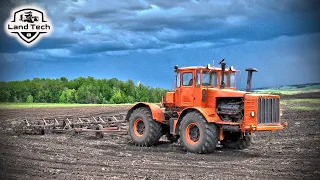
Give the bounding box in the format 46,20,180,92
126,59,287,153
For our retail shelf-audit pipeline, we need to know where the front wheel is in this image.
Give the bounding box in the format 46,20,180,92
128,107,163,146
179,111,219,153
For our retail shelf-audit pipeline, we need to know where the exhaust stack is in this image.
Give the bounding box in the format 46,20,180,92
245,68,258,92
219,58,226,89
221,62,226,88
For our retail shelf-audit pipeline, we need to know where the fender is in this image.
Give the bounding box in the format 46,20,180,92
125,102,166,124
173,107,221,135
178,107,220,122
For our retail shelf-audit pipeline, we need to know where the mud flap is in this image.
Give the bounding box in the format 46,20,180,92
169,118,177,134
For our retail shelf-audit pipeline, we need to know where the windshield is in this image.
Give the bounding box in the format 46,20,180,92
202,71,218,87
222,72,236,88
230,72,235,88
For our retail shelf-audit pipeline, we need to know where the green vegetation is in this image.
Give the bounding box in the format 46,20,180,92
0,77,167,104
26,95,34,103
0,103,134,109
280,98,320,110
282,99,320,103
253,83,320,95
293,106,320,111
253,90,320,96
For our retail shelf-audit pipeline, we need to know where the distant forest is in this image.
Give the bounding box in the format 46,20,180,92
0,77,167,104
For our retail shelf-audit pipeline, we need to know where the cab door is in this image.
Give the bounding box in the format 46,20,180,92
175,72,181,107
193,70,203,107
180,71,194,106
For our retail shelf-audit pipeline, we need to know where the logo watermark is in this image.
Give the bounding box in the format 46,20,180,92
4,6,53,47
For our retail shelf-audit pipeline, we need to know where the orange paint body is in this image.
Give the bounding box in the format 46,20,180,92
127,65,286,138
126,102,166,123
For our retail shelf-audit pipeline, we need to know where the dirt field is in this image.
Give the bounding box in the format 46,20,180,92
0,93,319,180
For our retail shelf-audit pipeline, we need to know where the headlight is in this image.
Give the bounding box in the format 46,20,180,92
250,111,255,117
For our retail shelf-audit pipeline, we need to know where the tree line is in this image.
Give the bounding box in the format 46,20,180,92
0,77,167,104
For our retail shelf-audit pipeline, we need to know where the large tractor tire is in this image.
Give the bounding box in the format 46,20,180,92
179,111,219,153
128,107,163,146
221,132,251,149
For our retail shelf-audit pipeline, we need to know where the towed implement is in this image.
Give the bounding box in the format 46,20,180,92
126,59,287,153
23,114,128,138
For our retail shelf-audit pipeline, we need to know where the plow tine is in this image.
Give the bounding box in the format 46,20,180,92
66,118,71,123
25,119,30,126
77,117,83,123
65,118,72,129
92,117,98,123
54,118,59,125
111,116,117,121
98,117,105,123
64,121,71,130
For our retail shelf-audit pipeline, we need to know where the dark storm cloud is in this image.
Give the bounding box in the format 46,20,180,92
70,38,166,54
145,0,189,9
74,1,151,19
68,16,86,32
0,30,79,53
1,0,320,57
61,0,320,55
109,0,320,38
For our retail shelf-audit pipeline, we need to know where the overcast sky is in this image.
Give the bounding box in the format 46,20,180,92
0,0,319,89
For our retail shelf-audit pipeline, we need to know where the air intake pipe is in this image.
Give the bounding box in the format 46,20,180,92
245,68,258,92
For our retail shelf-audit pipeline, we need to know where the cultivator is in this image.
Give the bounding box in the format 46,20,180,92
22,114,128,138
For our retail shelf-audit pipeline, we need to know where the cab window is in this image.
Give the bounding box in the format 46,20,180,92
224,73,229,86
202,71,210,86
196,70,200,87
222,72,235,88
210,72,218,86
182,72,193,86
230,72,235,88
176,72,180,87
202,71,218,87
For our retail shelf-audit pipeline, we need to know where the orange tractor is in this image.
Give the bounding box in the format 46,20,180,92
126,59,287,153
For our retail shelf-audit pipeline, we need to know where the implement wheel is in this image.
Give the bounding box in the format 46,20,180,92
180,111,219,153
129,107,163,146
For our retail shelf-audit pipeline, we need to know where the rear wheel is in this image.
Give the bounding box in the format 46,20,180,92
179,111,219,153
221,132,251,149
129,107,163,146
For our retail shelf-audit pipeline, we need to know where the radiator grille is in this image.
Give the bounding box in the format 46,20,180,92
258,98,280,124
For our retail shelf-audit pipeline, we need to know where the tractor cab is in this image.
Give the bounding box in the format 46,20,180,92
176,65,237,88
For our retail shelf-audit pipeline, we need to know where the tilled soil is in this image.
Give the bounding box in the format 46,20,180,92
0,95,319,180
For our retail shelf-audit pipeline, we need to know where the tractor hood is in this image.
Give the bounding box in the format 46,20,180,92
207,88,249,98
206,88,280,99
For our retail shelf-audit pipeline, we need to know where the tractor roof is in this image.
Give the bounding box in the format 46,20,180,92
177,66,236,72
